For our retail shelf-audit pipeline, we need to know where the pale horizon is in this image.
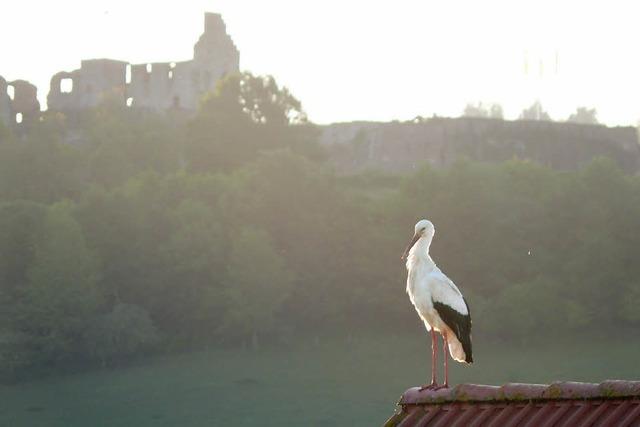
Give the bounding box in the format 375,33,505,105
2,0,639,126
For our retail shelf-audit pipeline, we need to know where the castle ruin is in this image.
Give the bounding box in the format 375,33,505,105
320,118,640,173
0,12,238,131
1,12,639,173
47,12,239,113
0,77,40,128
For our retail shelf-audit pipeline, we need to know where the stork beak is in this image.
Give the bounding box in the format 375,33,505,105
402,232,421,260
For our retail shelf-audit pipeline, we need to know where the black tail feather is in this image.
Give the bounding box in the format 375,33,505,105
433,299,473,364
461,332,473,364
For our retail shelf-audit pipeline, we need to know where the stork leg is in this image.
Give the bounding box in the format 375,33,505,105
419,329,439,391
437,334,450,390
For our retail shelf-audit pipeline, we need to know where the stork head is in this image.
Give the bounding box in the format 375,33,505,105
402,219,435,260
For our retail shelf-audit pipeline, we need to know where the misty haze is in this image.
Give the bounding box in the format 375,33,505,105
1,2,639,426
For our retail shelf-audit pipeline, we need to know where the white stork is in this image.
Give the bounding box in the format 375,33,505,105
402,219,473,390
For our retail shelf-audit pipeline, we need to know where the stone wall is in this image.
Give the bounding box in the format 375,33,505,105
3,11,639,174
48,59,128,110
0,76,10,127
320,117,640,173
47,12,239,113
0,75,40,129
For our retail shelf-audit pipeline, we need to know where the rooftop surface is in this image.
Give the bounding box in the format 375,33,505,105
385,381,640,427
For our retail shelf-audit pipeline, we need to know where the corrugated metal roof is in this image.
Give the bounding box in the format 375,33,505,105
384,381,640,426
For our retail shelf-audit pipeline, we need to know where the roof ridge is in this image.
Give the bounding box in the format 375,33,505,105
399,380,640,405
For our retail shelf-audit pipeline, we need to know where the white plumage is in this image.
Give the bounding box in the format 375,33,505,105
403,219,472,389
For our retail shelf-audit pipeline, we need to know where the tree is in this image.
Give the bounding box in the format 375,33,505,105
489,103,504,119
84,303,158,367
519,101,551,121
233,73,307,126
0,201,46,299
483,278,567,342
220,228,294,347
0,121,11,143
158,199,228,340
74,172,175,311
620,283,640,324
567,107,598,124
80,104,181,188
462,102,503,119
0,127,81,203
463,102,490,118
0,201,47,378
16,202,102,363
185,72,321,172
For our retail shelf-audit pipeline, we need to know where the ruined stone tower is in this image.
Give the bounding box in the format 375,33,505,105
0,76,40,128
48,59,128,111
47,12,239,113
194,13,240,79
0,77,10,127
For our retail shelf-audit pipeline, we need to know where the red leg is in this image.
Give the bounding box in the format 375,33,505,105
442,334,449,388
419,329,439,391
431,334,449,391
431,328,438,386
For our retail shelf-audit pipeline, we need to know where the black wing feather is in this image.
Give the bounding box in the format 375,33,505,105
432,297,473,363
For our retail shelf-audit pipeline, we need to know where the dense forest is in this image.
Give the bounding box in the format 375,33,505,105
0,72,639,382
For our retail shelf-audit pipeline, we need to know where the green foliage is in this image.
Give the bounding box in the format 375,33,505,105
15,202,102,363
484,278,567,341
519,100,551,121
0,74,638,380
0,201,47,298
158,199,228,341
185,72,322,172
0,120,12,142
0,129,81,203
567,107,598,124
620,283,640,324
0,329,36,379
79,104,181,188
462,102,503,119
220,228,294,344
84,303,159,366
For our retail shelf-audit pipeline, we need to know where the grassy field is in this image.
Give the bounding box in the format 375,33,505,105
0,332,638,426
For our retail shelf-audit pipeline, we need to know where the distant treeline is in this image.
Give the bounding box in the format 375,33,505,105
0,73,639,381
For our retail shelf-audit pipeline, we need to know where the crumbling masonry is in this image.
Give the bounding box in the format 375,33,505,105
1,12,639,173
47,13,239,112
0,77,40,128
0,12,238,130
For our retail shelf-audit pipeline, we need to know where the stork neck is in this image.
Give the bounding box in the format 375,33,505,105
408,235,433,263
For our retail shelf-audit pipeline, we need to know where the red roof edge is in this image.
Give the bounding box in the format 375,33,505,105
398,380,640,405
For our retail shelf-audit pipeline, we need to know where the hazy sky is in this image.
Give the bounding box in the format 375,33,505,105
1,0,639,125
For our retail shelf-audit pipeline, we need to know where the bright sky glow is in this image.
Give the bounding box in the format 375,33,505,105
1,0,639,125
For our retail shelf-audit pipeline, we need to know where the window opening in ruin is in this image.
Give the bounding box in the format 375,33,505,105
146,63,153,73
15,113,23,124
126,64,132,84
7,85,14,100
126,97,133,107
60,78,73,93
168,70,174,80
172,96,180,108
170,62,176,69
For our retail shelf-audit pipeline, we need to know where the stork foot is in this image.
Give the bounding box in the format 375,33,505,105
419,381,439,391
419,382,449,391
